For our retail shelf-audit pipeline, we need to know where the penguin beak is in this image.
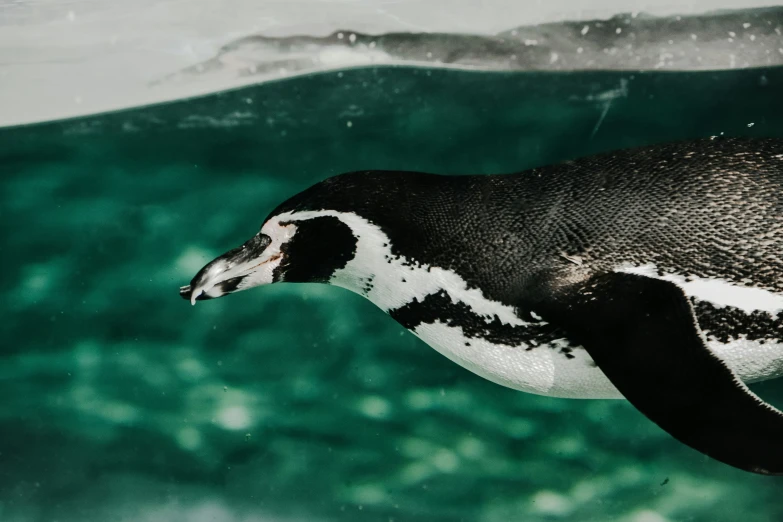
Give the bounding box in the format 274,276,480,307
179,233,276,305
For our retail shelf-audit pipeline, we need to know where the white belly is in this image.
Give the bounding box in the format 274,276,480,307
413,321,783,399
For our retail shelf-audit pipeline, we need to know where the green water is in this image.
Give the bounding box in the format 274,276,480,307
2,66,783,522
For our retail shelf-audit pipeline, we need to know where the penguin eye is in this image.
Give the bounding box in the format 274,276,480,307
257,233,272,250
235,233,271,263
247,233,270,250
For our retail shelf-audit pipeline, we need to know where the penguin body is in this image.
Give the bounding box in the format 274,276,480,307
181,137,783,475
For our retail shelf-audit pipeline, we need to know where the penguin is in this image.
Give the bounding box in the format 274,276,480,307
180,136,783,475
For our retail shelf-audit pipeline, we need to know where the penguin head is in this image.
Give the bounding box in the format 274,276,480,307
179,209,359,304
180,170,466,306
180,171,405,304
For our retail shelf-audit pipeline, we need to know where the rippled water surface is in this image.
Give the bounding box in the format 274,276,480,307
2,66,783,522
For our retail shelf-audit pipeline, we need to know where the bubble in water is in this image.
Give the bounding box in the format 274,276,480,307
217,405,251,430
358,396,391,419
176,427,202,450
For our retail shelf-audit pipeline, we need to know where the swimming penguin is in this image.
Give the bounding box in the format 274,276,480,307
180,136,783,475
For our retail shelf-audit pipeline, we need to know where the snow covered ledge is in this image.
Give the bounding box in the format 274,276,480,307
0,0,781,128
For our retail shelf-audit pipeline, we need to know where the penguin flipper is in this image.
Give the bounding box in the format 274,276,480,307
537,271,783,475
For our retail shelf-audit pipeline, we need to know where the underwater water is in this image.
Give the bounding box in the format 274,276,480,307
1,66,783,522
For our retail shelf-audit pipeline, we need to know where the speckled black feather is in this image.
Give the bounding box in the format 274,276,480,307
274,138,783,291
389,290,570,352
273,137,783,345
695,301,783,344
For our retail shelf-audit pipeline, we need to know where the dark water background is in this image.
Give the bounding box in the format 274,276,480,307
2,66,783,522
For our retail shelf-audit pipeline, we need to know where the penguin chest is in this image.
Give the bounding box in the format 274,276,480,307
394,292,783,400
408,319,622,399
387,290,622,399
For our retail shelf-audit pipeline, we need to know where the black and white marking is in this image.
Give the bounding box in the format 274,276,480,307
181,137,783,474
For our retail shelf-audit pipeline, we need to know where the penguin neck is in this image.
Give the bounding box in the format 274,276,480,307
279,208,433,313
274,209,408,308
319,211,418,312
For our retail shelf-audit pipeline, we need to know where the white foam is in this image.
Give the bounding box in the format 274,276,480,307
317,46,392,65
